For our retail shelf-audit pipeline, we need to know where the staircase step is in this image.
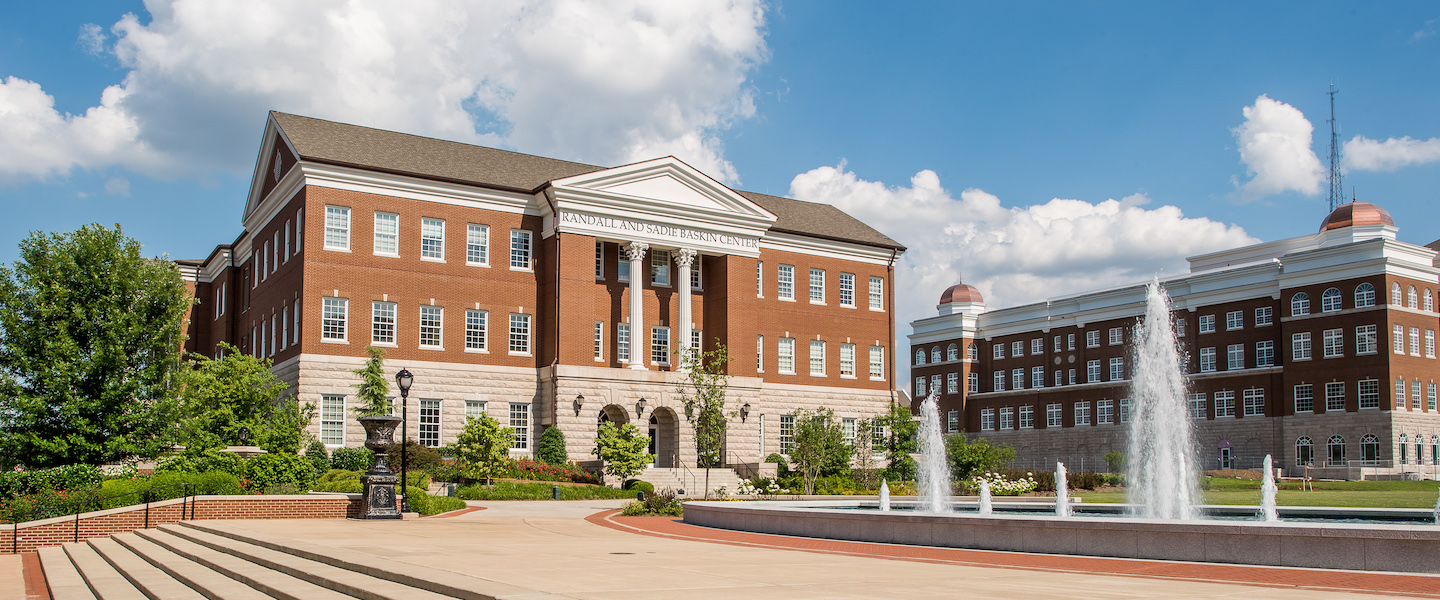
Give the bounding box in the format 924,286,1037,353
61,542,148,600
88,537,208,600
183,521,573,600
132,529,353,600
38,546,97,600
156,525,456,600
110,532,274,600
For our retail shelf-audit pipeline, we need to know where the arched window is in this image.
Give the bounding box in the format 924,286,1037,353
1426,289,1434,312
1392,282,1402,305
914,349,925,365
1327,435,1346,466
931,347,941,363
1399,434,1410,464
1354,283,1376,308
1432,436,1439,466
1290,292,1310,317
1321,287,1342,312
1360,433,1381,464
967,343,978,361
946,343,958,361
1295,436,1314,466
1408,285,1418,309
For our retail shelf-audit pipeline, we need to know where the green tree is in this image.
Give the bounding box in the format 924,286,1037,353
175,343,314,454
851,416,881,489
351,346,393,417
675,343,731,468
944,434,1016,481
790,407,849,495
454,413,513,485
875,402,919,480
536,426,567,464
594,422,653,483
0,224,193,467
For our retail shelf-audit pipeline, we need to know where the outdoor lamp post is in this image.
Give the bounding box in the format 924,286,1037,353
574,393,584,416
395,368,413,512
636,396,647,418
740,402,750,423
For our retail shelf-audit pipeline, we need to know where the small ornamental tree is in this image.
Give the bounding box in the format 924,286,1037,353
594,422,653,484
455,414,513,485
537,426,567,464
675,344,731,468
851,416,881,489
943,434,1016,481
790,407,849,495
876,401,920,480
352,346,393,418
176,342,311,454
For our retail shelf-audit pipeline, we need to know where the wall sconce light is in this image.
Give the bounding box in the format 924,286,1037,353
636,396,647,417
574,393,584,416
740,402,751,423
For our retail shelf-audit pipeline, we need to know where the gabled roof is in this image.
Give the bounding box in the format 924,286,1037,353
738,190,904,250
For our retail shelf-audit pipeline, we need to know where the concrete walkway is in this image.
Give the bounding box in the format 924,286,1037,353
205,500,1418,599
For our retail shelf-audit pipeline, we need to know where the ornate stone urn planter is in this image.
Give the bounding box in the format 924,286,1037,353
358,415,402,519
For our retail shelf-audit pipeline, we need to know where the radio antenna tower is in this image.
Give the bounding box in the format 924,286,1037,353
1327,82,1343,212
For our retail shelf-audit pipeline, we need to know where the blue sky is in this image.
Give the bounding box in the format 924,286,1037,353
2,1,1438,374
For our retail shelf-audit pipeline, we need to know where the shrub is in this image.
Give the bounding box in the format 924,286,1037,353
621,490,683,516
313,479,362,494
456,482,636,501
537,426,567,464
765,453,789,477
1,487,105,523
623,479,654,494
243,454,317,492
386,440,443,473
884,456,917,482
0,464,103,499
304,440,330,476
155,452,244,478
428,460,461,483
505,459,601,484
966,471,1038,496
402,485,430,514
330,447,374,472
426,495,468,515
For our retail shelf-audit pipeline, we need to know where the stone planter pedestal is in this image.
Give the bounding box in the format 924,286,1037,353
358,415,402,520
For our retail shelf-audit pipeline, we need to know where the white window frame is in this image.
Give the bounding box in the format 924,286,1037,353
509,229,532,270
1109,357,1124,381
1096,400,1114,425
1198,314,1215,333
420,217,445,261
466,223,489,266
1214,391,1235,418
465,309,488,352
778,265,795,300
809,268,825,304
1086,330,1100,348
322,297,348,342
868,276,883,311
778,337,795,374
869,345,884,380
509,403,529,450
1322,328,1344,358
1199,347,1216,372
840,343,856,378
324,205,351,251
509,313,531,355
1227,344,1244,370
418,399,442,447
617,323,631,363
1243,389,1264,416
594,321,604,361
651,249,671,286
809,340,826,375
1086,359,1101,382
839,273,855,308
651,326,671,365
1046,403,1062,428
999,407,1014,430
1254,306,1273,326
1293,384,1313,413
1293,332,1312,361
371,301,396,345
1226,310,1243,330
1356,325,1377,355
419,306,444,349
373,211,399,256
1019,405,1034,429
320,394,345,446
1073,401,1091,426
1108,327,1123,345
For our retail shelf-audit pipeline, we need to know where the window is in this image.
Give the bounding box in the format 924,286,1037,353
281,306,288,350
651,250,670,286
1410,327,1421,356
419,306,443,348
947,343,959,361
1053,336,1061,352
778,337,795,374
269,314,277,355
838,273,854,307
509,230,532,269
1427,289,1435,312
1199,347,1216,372
992,344,1004,359
809,340,826,375
1254,306,1273,326
1018,405,1034,429
1290,293,1310,316
371,301,396,345
1199,315,1216,333
1046,403,1062,427
1327,435,1346,466
868,276,883,310
1097,400,1114,425
419,399,441,447
1031,366,1044,388
509,313,531,354
842,418,857,446
808,268,825,303
465,400,487,421
1068,369,1076,385
284,220,291,259
968,343,977,361
617,323,631,363
1392,282,1403,305
869,345,884,379
1067,333,1076,350
324,206,350,250
1255,340,1274,367
1188,393,1207,419
619,254,631,282
1214,391,1235,417
993,371,1005,391
1296,437,1314,466
509,403,529,449
1012,368,1024,390
1427,330,1436,358
322,297,347,341
1332,381,1353,411
1394,324,1406,354
1086,359,1101,382
465,310,487,351
1400,434,1410,465
293,299,300,345
1176,318,1186,337
1109,357,1124,381
1361,434,1381,463
1429,382,1437,411
840,343,856,377
1054,370,1062,387
320,394,345,445
1321,287,1342,312
1293,384,1313,413
1226,311,1244,330
946,372,958,393
1108,328,1122,345
1073,401,1091,426
980,409,995,431
1011,341,1023,357
999,407,1014,430
968,372,979,393
932,347,941,363
1409,285,1418,308
1355,283,1375,308
1243,389,1264,416
915,348,926,365
1396,379,1407,409
1292,333,1312,360
1086,330,1100,347
756,261,762,297
458,224,487,267
1227,344,1244,370
947,411,959,433
779,415,794,453
915,377,927,397
374,212,399,255
1356,324,1377,354
690,329,703,354
1032,338,1044,355
1322,329,1343,358
652,326,671,365
1413,379,1422,409
593,321,604,360
777,265,794,300
690,256,702,290
756,335,764,372
1120,399,1133,423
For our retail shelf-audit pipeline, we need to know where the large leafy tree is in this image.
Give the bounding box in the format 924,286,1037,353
0,224,193,467
176,342,312,454
790,407,850,495
455,413,513,485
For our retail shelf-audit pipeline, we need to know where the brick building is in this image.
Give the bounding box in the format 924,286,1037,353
910,202,1440,478
178,112,905,469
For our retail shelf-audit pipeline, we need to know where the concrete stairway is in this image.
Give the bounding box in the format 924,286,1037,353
36,521,570,600
637,467,742,497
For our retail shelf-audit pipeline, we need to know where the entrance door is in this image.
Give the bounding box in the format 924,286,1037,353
1218,447,1233,470
648,415,658,467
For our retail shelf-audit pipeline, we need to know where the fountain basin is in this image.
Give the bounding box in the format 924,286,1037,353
683,500,1440,573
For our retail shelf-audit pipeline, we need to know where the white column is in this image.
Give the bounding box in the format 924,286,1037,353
625,242,649,370
674,248,697,363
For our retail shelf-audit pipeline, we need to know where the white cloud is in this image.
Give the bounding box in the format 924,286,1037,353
78,23,106,55
1232,95,1324,202
0,76,163,183
105,177,131,197
788,164,1257,330
2,0,768,184
1343,135,1440,172
1412,18,1438,42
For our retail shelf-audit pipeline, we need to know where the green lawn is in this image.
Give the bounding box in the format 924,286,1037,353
1076,478,1440,508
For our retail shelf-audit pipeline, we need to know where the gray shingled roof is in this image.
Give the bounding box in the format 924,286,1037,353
272,112,904,251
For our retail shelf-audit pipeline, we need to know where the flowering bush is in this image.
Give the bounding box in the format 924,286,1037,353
735,478,788,498
504,458,601,485
968,471,1038,496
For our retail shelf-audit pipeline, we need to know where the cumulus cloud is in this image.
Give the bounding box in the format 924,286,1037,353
78,23,106,55
788,164,1257,325
0,76,164,183
1232,95,1324,202
1343,135,1440,172
1,0,768,184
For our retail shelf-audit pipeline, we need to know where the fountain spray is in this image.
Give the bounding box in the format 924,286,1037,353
1055,462,1070,517
1126,280,1201,519
916,393,953,513
1261,454,1278,522
978,480,993,515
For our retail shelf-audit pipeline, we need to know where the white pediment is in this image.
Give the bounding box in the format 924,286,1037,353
596,174,730,212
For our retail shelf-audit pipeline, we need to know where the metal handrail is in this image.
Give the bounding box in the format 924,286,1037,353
8,482,196,553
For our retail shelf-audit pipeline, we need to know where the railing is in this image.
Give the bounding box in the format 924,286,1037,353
8,482,196,553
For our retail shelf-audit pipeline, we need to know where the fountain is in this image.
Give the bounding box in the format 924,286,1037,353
915,393,952,513
977,480,992,515
879,479,891,512
1125,280,1200,519
1054,462,1070,517
1260,455,1278,522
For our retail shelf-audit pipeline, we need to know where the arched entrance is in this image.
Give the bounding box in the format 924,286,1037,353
597,404,629,427
649,407,679,468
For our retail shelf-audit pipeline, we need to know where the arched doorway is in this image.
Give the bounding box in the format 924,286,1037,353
597,404,629,427
649,407,679,468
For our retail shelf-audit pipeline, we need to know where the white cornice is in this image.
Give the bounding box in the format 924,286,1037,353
760,231,899,265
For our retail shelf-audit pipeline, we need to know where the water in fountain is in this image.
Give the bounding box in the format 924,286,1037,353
1260,454,1278,522
916,393,953,513
879,479,891,512
1126,280,1201,520
1055,462,1070,517
978,480,993,515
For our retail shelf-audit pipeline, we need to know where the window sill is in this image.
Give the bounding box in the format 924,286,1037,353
464,348,489,354
420,346,445,351
840,375,856,380
421,257,446,263
779,370,796,376
840,304,855,309
321,338,349,345
371,342,398,348
374,252,400,259
869,376,885,381
510,266,533,272
467,262,491,268
779,297,796,302
810,301,826,306
509,351,532,357
810,373,826,377
869,308,885,313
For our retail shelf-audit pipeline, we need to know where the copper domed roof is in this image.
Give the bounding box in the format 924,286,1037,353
1319,201,1394,232
939,282,983,304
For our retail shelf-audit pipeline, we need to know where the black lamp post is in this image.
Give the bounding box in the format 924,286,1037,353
395,368,413,512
